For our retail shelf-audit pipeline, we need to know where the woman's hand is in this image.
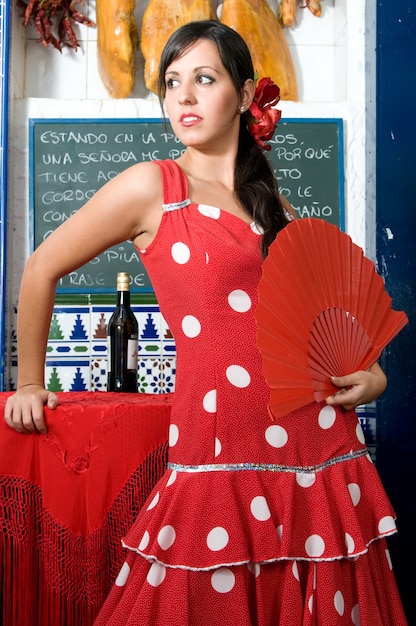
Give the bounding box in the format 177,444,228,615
4,385,59,434
325,362,387,410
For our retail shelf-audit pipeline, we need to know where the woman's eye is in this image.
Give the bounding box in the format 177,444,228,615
166,78,179,89
196,75,214,85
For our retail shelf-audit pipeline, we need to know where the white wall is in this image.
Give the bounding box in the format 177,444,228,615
7,0,375,308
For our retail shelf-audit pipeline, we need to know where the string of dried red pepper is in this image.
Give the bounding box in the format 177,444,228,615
16,0,95,52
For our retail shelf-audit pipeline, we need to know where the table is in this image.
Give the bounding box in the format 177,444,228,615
0,391,172,626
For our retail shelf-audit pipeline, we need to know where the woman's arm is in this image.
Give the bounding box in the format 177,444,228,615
4,161,163,433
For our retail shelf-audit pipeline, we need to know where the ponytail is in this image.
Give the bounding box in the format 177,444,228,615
235,119,287,258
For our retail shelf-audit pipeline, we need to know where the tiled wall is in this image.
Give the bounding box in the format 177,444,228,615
9,294,176,394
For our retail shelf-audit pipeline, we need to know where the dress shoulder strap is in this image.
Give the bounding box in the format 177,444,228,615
155,159,191,212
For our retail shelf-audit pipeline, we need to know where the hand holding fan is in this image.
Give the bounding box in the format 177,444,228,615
255,218,408,419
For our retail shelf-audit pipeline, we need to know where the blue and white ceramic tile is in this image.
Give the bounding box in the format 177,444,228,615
138,356,176,394
137,308,163,358
9,298,177,394
90,357,109,392
45,361,91,392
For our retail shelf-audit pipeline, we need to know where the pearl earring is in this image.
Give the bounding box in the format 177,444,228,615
239,106,245,113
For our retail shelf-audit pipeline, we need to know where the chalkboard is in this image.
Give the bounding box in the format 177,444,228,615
29,118,344,293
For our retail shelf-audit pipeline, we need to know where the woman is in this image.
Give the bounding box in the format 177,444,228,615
5,20,406,626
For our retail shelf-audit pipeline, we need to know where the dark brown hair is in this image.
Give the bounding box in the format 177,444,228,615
158,20,287,257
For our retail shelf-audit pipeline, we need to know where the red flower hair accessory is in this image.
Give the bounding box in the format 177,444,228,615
247,77,281,151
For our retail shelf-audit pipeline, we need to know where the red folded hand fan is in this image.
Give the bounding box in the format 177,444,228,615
255,218,408,419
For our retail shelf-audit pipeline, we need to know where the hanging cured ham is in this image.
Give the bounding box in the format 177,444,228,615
141,0,214,94
96,0,139,98
220,0,298,101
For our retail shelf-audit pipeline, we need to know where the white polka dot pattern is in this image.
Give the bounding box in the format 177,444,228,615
334,590,345,616
228,289,252,313
146,493,159,511
345,533,355,554
247,562,260,577
211,568,235,593
214,437,222,457
181,315,201,338
292,561,300,581
348,483,361,506
207,527,229,551
118,161,404,622
146,562,166,588
169,424,179,447
265,424,288,448
115,561,130,587
198,205,221,219
226,365,250,388
250,222,263,235
171,241,190,264
138,530,150,551
378,515,395,535
166,471,177,487
158,525,176,550
356,422,366,444
203,389,217,413
305,534,325,557
318,405,336,429
250,496,271,521
296,472,316,488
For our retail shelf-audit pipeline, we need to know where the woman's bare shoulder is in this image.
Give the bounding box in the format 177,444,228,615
116,159,164,197
92,160,165,232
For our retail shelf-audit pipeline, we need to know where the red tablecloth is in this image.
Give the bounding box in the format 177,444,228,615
0,392,172,626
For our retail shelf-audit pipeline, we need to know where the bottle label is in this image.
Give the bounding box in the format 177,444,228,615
107,336,138,372
127,338,138,370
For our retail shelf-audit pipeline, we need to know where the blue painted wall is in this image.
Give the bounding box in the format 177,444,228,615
376,2,416,621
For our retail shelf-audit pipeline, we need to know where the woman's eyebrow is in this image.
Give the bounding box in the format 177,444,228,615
165,65,220,77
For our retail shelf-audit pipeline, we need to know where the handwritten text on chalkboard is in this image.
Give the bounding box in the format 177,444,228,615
30,119,344,292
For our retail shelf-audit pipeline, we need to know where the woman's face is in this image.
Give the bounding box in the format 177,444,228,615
163,38,246,152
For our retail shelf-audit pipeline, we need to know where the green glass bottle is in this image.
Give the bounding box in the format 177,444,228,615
107,272,138,392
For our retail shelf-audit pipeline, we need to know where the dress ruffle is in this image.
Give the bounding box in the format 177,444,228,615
93,159,407,625
94,540,407,626
122,447,397,570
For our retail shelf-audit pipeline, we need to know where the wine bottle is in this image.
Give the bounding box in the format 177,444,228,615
107,272,138,392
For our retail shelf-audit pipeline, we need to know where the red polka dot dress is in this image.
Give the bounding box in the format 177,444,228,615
94,160,407,625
